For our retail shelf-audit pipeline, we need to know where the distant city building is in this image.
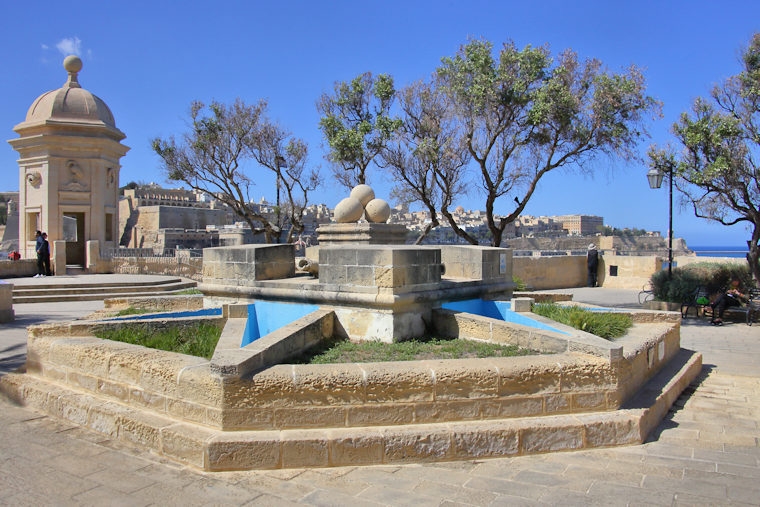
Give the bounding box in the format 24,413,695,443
553,215,604,236
111,183,616,252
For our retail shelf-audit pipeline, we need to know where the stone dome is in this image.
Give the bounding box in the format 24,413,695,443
20,56,119,132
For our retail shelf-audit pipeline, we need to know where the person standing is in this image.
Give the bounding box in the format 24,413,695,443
36,232,51,277
587,243,599,287
34,230,44,277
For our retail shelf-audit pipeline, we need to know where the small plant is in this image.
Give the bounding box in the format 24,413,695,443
94,322,222,359
175,288,203,295
512,275,528,291
115,307,152,317
532,303,632,340
291,336,536,364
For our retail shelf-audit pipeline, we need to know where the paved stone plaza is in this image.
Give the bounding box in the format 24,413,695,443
1,279,759,505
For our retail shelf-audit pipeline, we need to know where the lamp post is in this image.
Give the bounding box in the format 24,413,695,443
275,156,287,243
647,164,673,277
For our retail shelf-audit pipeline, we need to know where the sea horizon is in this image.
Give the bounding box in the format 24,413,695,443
690,245,748,258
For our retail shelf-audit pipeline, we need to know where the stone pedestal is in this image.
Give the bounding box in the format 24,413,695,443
316,223,409,246
0,281,14,322
202,244,295,287
53,240,66,276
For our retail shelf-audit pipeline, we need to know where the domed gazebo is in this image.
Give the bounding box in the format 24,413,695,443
8,55,129,272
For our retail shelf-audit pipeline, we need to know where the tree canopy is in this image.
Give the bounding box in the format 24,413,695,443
430,39,660,246
649,33,760,282
317,72,402,189
152,98,317,243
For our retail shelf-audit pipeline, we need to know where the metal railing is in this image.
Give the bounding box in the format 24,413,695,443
100,248,203,259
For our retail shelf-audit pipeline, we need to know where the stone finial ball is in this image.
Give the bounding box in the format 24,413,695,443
63,55,83,73
364,198,391,223
350,184,375,207
334,197,365,223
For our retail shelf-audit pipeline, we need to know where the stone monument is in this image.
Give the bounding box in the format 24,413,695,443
8,56,129,272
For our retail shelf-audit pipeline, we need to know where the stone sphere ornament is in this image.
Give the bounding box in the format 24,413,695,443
350,184,375,207
364,198,391,223
333,197,364,223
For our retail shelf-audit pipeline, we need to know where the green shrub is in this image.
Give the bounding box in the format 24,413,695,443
512,276,528,291
532,303,632,340
651,263,753,302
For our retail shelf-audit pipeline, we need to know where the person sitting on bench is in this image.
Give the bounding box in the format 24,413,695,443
710,276,748,325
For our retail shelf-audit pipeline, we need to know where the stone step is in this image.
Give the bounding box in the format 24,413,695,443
0,348,703,472
12,279,197,303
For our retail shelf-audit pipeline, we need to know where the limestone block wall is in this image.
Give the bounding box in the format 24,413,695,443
103,294,204,312
0,259,36,278
109,256,203,281
441,245,512,281
0,280,14,322
319,245,441,291
202,244,295,287
15,307,683,434
512,256,586,289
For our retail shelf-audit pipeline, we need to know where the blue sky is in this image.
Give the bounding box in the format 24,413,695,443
2,0,758,247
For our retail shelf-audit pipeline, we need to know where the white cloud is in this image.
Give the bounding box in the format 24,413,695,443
55,37,82,56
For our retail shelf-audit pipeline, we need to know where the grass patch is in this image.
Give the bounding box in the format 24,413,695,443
175,288,203,295
291,336,536,364
114,307,152,317
532,303,632,340
94,321,222,359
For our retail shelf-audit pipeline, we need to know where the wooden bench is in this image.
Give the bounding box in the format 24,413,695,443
681,286,711,319
703,288,760,326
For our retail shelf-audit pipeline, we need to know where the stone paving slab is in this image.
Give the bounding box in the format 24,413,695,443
0,285,759,504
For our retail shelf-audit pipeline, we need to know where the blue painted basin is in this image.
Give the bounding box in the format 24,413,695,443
441,299,569,335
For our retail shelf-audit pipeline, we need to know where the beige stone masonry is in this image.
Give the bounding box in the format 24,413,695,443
103,294,204,312
0,345,701,471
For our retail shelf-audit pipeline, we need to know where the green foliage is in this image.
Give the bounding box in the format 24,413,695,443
115,307,151,317
295,336,534,364
433,38,659,247
512,275,528,291
648,33,760,283
317,72,402,188
651,263,754,302
532,303,633,340
175,288,203,295
152,98,316,244
94,322,221,360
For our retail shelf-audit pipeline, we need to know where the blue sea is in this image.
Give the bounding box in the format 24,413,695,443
691,246,748,258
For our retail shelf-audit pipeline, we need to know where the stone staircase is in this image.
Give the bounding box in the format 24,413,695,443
11,277,197,304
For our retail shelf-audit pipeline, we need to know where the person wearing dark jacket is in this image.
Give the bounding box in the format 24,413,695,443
34,230,44,277
35,232,51,277
710,277,747,325
587,243,599,287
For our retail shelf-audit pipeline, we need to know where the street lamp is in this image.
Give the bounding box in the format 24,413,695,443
647,164,673,277
275,156,287,243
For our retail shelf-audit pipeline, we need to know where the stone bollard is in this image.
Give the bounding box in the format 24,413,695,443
512,297,534,313
0,281,14,322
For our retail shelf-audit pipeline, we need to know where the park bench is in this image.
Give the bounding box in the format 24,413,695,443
680,286,712,319
701,287,760,326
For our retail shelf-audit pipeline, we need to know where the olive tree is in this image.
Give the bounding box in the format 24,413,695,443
382,78,470,243
152,98,316,244
436,39,660,246
317,72,402,189
649,33,760,283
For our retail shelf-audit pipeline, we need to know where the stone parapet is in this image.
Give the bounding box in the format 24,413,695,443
319,245,441,289
440,245,512,281
202,244,295,287
0,280,13,322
